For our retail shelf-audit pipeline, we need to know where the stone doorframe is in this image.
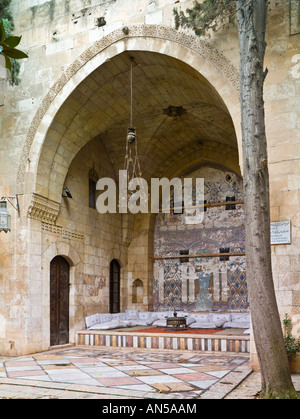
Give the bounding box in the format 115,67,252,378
17,24,242,202
42,242,81,347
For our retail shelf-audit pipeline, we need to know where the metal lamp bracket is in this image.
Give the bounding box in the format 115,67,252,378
0,195,20,216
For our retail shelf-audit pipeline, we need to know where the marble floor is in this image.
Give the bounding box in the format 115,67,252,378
0,347,249,398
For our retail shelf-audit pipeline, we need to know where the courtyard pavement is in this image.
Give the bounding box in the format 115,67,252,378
0,347,299,399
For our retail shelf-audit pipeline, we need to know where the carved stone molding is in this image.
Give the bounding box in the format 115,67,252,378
41,222,84,241
17,24,239,194
27,194,60,224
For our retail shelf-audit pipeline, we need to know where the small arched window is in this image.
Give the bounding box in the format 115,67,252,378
89,168,98,209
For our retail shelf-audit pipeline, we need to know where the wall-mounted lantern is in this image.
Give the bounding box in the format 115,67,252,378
0,201,11,233
0,196,20,233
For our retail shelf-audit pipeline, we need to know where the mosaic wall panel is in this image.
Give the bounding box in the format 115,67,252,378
153,167,248,313
163,263,182,308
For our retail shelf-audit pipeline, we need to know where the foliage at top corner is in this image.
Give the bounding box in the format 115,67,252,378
173,0,237,37
0,0,28,85
0,0,14,36
0,21,28,71
0,0,14,22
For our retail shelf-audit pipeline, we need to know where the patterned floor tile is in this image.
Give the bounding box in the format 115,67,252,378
45,368,88,376
179,363,205,367
33,355,64,360
205,370,231,378
97,376,141,386
2,348,249,397
189,379,218,389
42,364,76,370
77,365,114,372
15,375,53,382
190,365,229,372
105,361,137,366
137,375,183,385
114,384,154,392
173,372,216,382
5,361,37,367
151,382,196,393
7,370,47,378
115,364,150,371
91,370,129,378
148,362,180,369
6,366,42,372
65,358,100,364
127,369,163,377
60,378,102,386
36,359,71,365
159,367,194,375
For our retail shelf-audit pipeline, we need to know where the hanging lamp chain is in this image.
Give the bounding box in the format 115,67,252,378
123,56,146,201
130,59,133,128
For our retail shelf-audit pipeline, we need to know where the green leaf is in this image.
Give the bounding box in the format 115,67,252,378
0,21,5,43
4,55,11,71
2,47,28,59
4,36,21,48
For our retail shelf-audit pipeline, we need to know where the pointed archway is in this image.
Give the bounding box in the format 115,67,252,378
18,25,241,202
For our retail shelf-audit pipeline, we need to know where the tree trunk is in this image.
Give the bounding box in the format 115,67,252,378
236,0,297,398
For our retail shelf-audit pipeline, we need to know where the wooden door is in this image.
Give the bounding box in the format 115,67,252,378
110,259,120,313
50,256,70,346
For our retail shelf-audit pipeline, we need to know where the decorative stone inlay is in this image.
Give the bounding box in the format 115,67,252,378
27,194,60,224
41,222,84,241
17,24,239,195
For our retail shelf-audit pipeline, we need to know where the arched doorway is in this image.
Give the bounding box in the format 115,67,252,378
110,259,121,314
50,256,70,346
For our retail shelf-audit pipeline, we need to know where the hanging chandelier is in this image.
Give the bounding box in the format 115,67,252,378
124,57,143,185
122,57,148,205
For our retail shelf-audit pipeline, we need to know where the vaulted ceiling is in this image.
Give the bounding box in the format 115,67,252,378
39,50,239,201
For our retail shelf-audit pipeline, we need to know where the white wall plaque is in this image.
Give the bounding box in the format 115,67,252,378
271,221,291,245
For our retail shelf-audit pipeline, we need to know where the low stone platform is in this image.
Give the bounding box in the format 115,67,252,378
76,328,250,354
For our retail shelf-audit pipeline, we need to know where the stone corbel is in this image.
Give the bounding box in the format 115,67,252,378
27,193,60,224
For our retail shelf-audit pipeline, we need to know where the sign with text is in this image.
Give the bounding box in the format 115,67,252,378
271,221,291,245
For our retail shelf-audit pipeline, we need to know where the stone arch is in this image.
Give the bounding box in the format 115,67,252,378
42,241,81,266
17,24,241,202
159,143,242,181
